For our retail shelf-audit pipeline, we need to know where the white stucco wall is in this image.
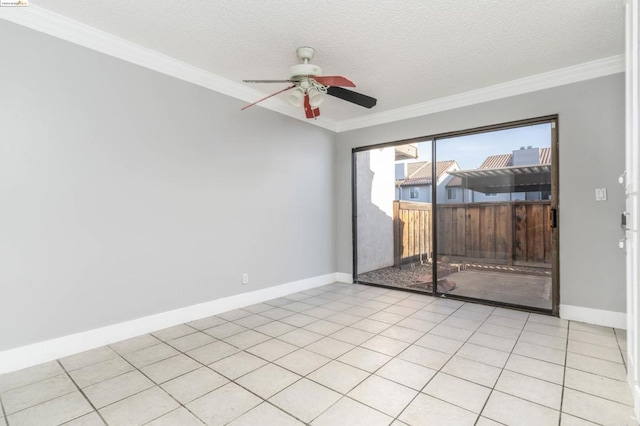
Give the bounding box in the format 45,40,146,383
356,148,395,273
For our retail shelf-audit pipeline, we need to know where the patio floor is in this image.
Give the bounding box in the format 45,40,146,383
443,270,551,310
358,264,551,310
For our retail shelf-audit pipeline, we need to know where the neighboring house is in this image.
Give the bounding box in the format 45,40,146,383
395,160,460,202
446,146,551,203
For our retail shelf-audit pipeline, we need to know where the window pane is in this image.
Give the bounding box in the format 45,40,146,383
355,142,434,294
434,123,552,309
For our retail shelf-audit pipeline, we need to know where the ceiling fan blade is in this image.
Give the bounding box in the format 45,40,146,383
311,76,355,87
327,86,377,108
241,85,296,110
243,79,293,83
303,94,320,119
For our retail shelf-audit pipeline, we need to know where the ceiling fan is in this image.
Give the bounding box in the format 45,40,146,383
241,46,377,119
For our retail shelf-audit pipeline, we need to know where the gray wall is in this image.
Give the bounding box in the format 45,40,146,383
337,74,626,313
435,173,456,204
398,185,431,203
0,21,336,351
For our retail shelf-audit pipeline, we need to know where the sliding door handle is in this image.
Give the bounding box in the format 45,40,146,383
549,208,558,229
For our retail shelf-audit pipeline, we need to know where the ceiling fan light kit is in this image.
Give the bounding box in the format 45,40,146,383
242,46,377,119
307,87,324,107
287,87,305,107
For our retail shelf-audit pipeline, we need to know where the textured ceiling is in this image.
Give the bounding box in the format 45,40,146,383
30,0,625,122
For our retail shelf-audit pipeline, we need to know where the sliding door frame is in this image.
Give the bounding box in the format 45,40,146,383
352,115,560,315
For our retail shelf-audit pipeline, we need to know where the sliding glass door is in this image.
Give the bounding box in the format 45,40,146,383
354,141,434,295
353,116,559,313
434,120,556,311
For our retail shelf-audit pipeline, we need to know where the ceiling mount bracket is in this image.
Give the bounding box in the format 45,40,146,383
296,46,315,63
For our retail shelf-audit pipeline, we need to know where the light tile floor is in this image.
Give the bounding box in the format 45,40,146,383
0,283,636,426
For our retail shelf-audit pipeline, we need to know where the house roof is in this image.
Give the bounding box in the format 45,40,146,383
479,147,551,169
479,154,512,169
447,176,464,188
447,147,551,188
397,160,457,187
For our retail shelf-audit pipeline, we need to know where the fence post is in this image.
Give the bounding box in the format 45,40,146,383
507,203,514,266
393,201,400,267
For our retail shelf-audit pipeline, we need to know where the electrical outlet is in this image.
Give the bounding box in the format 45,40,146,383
242,273,249,285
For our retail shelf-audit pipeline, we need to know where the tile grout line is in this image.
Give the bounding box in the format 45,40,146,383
563,325,633,403
284,287,437,423
614,328,629,372
504,324,632,413
212,287,426,424
78,348,197,398
390,298,498,425
455,312,596,421
145,320,302,426
204,286,379,424
439,303,528,421
56,360,110,426
557,321,614,426
476,313,573,424
141,407,205,426
1,283,631,425
105,288,551,423
0,396,8,425
202,286,430,423
483,317,628,423
557,320,571,426
0,289,589,423
151,287,600,424
300,308,430,422
137,287,364,424
53,328,227,424
236,295,576,421
111,342,211,426
0,372,79,419
111,289,351,424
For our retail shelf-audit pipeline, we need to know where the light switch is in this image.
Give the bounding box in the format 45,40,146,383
595,188,607,201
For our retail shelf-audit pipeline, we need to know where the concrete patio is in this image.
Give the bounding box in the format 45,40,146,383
358,264,551,310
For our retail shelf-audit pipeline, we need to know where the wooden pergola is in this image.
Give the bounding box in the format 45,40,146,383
448,164,552,194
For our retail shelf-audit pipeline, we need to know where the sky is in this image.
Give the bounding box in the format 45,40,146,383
404,123,552,170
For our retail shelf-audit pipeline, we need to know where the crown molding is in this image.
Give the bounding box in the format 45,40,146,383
0,6,624,134
337,54,625,132
0,5,339,132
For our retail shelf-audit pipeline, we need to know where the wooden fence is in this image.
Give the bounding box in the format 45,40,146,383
393,200,552,267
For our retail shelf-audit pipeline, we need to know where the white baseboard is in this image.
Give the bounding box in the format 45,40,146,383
335,272,353,284
560,304,627,329
0,273,340,374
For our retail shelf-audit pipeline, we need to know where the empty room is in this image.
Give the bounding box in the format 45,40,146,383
1,1,639,425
